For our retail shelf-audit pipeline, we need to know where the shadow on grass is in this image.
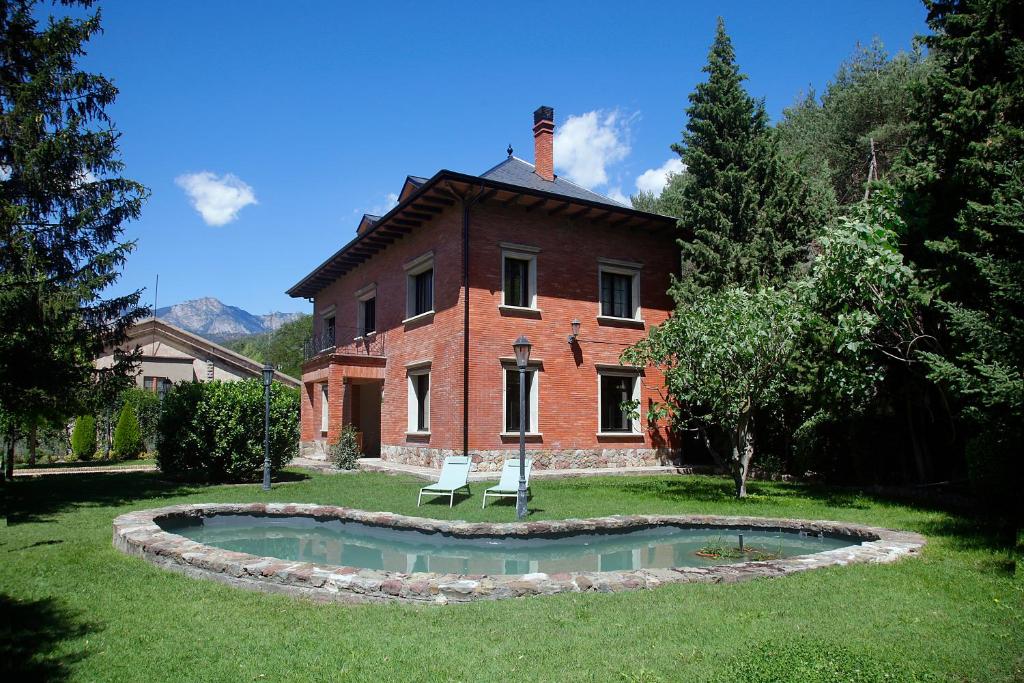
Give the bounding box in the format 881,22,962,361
6,469,314,525
0,593,100,682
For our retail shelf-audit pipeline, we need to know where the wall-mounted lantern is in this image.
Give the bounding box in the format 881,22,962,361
567,318,581,345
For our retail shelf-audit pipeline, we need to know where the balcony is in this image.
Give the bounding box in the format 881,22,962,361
303,326,386,361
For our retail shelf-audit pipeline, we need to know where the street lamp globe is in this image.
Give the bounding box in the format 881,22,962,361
512,335,531,368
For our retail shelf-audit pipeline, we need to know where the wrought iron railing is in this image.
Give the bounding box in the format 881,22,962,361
303,327,386,361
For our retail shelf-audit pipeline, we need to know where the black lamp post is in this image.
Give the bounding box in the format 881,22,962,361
567,318,581,344
512,335,532,520
262,363,274,491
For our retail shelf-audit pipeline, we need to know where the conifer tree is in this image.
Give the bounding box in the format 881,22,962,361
896,0,1023,542
112,403,143,459
672,18,823,299
0,1,148,477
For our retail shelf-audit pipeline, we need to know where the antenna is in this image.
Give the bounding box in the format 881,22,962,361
153,274,159,318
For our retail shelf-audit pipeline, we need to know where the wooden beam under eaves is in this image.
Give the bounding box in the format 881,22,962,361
547,202,572,216
418,195,455,207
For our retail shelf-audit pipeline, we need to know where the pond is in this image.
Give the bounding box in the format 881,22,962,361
160,513,858,575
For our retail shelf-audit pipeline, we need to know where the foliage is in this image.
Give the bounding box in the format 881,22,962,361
112,403,143,459
670,18,826,300
156,379,298,483
224,315,311,379
776,39,930,206
623,287,802,496
630,170,690,217
118,388,161,451
70,415,96,461
329,424,363,470
0,0,148,477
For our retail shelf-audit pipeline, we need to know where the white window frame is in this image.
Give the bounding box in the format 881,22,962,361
597,258,642,322
406,361,431,434
320,383,329,435
596,366,642,436
499,242,540,312
500,361,541,436
355,283,377,338
403,251,435,322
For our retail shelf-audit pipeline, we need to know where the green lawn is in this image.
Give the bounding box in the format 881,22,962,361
3,469,1021,682
14,457,157,471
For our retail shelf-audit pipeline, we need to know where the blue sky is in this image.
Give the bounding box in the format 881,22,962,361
78,1,927,315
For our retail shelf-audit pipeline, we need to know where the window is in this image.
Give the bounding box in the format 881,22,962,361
323,315,336,350
599,371,640,433
407,368,430,433
361,298,375,335
142,376,172,400
320,384,329,434
504,367,539,433
598,259,642,320
404,252,435,320
500,243,539,310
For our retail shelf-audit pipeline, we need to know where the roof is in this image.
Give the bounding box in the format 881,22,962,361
480,156,627,207
286,164,675,299
119,318,302,388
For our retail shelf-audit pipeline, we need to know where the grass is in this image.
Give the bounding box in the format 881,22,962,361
2,468,1022,682
14,457,157,470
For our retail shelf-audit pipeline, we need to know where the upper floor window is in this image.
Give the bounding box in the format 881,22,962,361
355,283,376,336
143,376,172,400
598,259,642,321
404,251,434,320
500,243,539,310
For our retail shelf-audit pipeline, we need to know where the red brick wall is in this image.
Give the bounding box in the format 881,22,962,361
298,197,679,457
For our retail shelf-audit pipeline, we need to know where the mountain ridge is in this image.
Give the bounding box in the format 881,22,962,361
155,297,305,342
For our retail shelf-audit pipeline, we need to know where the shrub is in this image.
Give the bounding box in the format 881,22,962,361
70,415,97,461
329,425,362,470
119,388,161,452
112,403,144,459
156,379,299,482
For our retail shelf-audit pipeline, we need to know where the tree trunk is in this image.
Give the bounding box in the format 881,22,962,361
4,436,14,481
731,401,756,498
28,420,38,466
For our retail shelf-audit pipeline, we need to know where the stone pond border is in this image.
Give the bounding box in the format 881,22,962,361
112,503,926,605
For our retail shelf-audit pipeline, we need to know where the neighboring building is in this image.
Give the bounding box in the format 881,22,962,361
287,106,679,470
95,317,300,394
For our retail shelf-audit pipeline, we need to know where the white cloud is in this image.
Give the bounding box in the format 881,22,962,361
175,171,257,226
367,192,399,217
635,158,686,196
553,110,632,189
606,187,631,206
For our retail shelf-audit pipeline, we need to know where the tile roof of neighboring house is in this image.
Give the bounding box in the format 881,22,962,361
480,156,627,207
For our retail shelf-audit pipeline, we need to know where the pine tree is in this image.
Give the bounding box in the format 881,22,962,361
0,1,148,477
71,414,97,461
896,0,1023,549
672,18,823,299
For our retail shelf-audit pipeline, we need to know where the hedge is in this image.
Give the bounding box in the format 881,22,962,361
156,379,298,482
71,415,97,461
113,403,144,459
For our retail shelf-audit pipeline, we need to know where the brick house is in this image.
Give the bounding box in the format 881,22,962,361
287,106,680,470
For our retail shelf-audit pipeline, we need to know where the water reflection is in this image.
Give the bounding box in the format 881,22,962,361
161,515,856,575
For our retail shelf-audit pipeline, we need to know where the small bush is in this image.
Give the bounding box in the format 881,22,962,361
329,425,362,470
113,403,144,459
119,388,161,452
70,415,97,461
156,379,298,482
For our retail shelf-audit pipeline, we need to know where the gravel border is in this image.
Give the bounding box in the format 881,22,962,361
112,503,926,605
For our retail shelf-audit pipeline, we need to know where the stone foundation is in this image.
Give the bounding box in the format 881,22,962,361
380,444,680,471
112,503,926,605
299,440,329,461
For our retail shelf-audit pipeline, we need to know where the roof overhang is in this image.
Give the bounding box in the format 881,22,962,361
285,169,677,300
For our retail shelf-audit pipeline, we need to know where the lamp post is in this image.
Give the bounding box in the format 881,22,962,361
262,363,274,491
512,335,532,520
567,318,581,345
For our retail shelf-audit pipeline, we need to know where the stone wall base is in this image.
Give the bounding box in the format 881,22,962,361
380,444,680,471
299,440,329,461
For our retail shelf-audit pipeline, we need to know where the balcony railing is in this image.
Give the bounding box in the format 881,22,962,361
303,327,386,361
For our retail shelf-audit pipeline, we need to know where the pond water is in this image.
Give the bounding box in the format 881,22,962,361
160,514,860,575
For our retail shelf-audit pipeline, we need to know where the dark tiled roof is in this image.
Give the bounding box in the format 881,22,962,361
479,157,627,207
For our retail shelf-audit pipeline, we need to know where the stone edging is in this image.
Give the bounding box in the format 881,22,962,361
112,504,926,605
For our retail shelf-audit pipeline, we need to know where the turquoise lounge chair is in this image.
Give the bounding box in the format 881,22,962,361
417,456,472,507
482,459,533,508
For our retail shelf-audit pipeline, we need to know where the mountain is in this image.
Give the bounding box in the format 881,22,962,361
155,297,305,342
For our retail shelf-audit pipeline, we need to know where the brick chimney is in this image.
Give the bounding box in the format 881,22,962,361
533,105,555,181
